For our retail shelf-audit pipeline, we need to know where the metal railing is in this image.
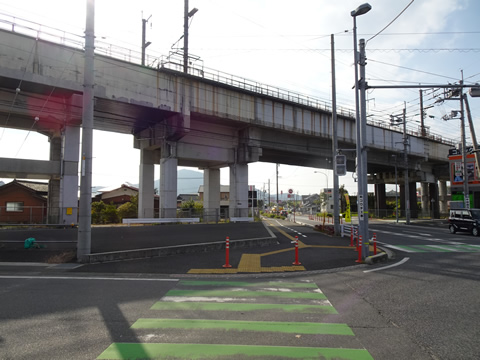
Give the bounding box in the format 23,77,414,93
0,12,456,147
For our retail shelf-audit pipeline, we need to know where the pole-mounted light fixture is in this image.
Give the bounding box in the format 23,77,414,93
351,3,372,17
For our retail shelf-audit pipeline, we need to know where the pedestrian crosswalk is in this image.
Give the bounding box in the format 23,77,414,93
383,243,480,253
97,280,373,360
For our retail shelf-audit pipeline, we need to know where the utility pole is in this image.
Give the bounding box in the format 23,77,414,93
394,155,398,223
359,38,370,257
419,89,426,137
276,163,279,209
460,75,470,208
268,178,270,208
141,14,152,66
183,0,189,73
464,95,480,181
402,103,410,224
78,0,95,261
183,0,198,73
331,34,340,236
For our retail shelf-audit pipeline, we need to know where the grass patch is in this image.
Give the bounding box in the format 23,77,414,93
47,251,77,264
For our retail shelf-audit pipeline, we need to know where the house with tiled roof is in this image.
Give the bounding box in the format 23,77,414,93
0,180,49,223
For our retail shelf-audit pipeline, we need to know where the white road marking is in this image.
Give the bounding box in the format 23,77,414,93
0,275,179,281
364,257,410,273
162,296,333,306
404,231,432,236
427,245,462,252
381,245,416,253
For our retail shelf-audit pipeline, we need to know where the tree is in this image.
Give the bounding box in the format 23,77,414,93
117,194,138,220
91,200,119,224
91,201,106,224
103,203,119,223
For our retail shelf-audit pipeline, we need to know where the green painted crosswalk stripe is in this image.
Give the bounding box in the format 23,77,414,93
178,280,317,288
165,289,326,300
395,245,428,252
132,318,353,335
438,245,478,252
415,245,452,252
97,343,374,360
151,301,338,314
413,244,480,252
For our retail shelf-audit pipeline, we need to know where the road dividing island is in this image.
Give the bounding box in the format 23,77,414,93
187,220,357,274
97,279,374,360
365,233,390,265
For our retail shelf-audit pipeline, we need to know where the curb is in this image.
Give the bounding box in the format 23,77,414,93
364,245,395,265
84,237,278,264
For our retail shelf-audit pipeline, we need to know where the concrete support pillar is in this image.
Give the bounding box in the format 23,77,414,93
374,183,386,218
429,182,440,219
409,182,418,219
48,135,62,224
421,182,429,217
439,180,448,216
60,125,80,224
160,156,178,218
229,163,249,218
203,168,220,223
138,149,155,218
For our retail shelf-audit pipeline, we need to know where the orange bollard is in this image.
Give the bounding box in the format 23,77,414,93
350,229,354,247
355,235,363,263
292,236,301,265
373,233,377,255
222,236,232,268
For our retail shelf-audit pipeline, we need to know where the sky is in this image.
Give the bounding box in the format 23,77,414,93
0,0,479,196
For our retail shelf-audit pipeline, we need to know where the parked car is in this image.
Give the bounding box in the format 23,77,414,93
448,208,480,236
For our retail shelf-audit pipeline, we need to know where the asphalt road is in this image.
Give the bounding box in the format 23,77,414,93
1,220,479,359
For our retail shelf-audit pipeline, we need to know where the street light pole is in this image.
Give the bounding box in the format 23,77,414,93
351,3,372,261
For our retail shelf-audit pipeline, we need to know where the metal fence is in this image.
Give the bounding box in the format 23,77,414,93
0,206,78,224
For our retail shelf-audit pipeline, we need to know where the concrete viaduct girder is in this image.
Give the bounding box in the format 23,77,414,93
0,28,454,221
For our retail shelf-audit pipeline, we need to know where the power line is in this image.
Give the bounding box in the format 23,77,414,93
368,58,461,81
367,0,415,43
